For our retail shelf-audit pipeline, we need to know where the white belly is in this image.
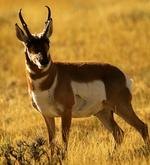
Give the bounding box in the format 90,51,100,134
32,77,106,118
71,80,106,117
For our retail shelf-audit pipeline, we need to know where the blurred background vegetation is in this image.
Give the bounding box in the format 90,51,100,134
0,0,150,164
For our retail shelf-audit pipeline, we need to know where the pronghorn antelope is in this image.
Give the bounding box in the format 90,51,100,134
15,6,150,152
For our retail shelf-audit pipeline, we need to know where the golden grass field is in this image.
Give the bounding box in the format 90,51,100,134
0,0,150,164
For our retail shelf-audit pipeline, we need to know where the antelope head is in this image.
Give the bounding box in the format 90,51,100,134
15,6,53,69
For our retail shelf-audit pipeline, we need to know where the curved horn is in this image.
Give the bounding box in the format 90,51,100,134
45,6,51,24
19,9,32,38
42,6,53,38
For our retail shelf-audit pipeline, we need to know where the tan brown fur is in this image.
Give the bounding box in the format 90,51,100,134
15,6,150,154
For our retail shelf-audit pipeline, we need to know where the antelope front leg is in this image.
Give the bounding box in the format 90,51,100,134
61,108,72,152
43,116,55,154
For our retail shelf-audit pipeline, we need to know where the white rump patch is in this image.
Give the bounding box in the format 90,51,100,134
125,75,133,92
71,80,106,117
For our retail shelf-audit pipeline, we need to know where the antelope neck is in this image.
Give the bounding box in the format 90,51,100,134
25,51,56,80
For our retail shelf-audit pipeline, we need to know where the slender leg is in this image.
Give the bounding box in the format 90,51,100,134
116,102,150,145
95,109,124,145
43,115,55,154
61,108,72,152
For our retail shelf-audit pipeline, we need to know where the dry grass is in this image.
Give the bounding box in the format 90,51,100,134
0,0,150,164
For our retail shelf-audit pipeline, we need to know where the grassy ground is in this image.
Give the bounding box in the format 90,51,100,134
0,0,150,164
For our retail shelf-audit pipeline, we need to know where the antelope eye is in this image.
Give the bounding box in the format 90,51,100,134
26,42,36,53
27,45,37,54
26,43,34,52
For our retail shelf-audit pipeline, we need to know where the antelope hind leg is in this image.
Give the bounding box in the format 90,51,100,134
95,106,124,145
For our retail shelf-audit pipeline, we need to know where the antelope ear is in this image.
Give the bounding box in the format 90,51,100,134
15,23,28,43
43,19,53,38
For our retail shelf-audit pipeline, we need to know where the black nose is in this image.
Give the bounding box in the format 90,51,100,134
40,59,49,66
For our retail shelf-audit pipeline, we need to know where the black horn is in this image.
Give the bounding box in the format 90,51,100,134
42,6,53,38
19,9,32,39
45,6,51,24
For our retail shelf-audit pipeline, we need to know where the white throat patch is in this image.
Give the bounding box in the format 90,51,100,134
26,59,51,74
